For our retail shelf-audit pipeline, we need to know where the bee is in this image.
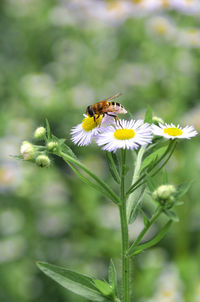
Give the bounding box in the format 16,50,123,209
85,93,127,126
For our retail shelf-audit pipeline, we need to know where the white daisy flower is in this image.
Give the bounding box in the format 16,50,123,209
152,123,198,140
96,119,152,152
71,114,114,146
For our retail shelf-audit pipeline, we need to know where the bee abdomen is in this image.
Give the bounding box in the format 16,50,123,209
108,102,127,114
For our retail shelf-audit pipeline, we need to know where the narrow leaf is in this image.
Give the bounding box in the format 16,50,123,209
140,146,168,173
175,181,193,198
37,262,109,302
128,186,145,224
139,208,149,227
108,259,118,296
145,173,156,193
164,209,179,222
106,152,120,184
127,220,172,256
93,280,113,296
45,118,51,140
62,143,77,159
144,106,153,124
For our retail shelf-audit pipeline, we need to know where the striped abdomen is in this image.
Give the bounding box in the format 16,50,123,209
104,101,127,114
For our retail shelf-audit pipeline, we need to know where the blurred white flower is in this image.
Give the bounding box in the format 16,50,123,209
85,0,133,25
146,264,184,302
0,236,26,263
37,210,69,237
172,0,200,15
0,209,25,235
21,73,55,106
116,63,153,87
0,163,23,192
72,83,94,108
176,28,200,48
49,5,77,26
146,16,177,41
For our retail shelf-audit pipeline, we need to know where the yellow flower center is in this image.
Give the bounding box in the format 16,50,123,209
114,129,135,140
82,115,102,132
164,127,183,136
155,24,167,34
107,0,123,12
162,290,173,297
161,0,170,7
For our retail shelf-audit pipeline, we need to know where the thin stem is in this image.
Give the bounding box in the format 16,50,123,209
127,206,162,256
127,147,146,222
119,150,130,302
60,151,121,204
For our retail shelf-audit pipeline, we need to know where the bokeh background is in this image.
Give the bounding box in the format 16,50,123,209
0,0,200,301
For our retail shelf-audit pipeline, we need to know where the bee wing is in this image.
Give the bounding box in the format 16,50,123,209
100,92,121,103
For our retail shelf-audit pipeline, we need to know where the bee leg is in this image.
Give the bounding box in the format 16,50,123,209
107,114,123,128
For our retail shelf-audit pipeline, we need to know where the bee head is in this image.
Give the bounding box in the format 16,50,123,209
86,106,95,117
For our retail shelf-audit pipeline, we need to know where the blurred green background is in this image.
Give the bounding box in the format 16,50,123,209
0,0,200,301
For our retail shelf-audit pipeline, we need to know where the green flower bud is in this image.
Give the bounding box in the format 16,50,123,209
20,141,34,160
36,155,50,167
34,127,46,140
152,184,176,207
152,116,164,125
47,141,58,151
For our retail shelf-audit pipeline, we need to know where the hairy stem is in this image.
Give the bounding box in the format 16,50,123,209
119,150,130,302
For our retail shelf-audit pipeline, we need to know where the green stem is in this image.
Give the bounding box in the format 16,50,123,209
60,151,120,204
127,206,162,256
119,150,130,302
127,147,146,222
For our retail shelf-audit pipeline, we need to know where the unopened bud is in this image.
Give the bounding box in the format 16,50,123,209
152,116,164,125
47,141,58,151
20,141,34,160
34,127,46,140
152,184,176,207
36,155,50,167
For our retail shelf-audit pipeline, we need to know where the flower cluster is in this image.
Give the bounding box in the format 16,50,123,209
19,126,57,167
71,115,198,152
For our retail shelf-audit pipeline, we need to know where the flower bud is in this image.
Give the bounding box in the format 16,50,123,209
34,127,46,140
47,141,58,151
36,155,50,167
20,141,34,160
152,116,164,125
152,184,176,207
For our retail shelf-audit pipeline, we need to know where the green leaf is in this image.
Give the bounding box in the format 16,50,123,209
140,146,168,173
62,143,77,159
37,262,109,302
93,280,113,296
52,135,77,159
139,208,149,227
175,181,193,198
145,173,156,193
144,106,153,124
128,186,145,224
127,220,172,256
106,152,120,184
45,118,51,140
163,209,179,222
162,169,168,184
108,259,118,296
